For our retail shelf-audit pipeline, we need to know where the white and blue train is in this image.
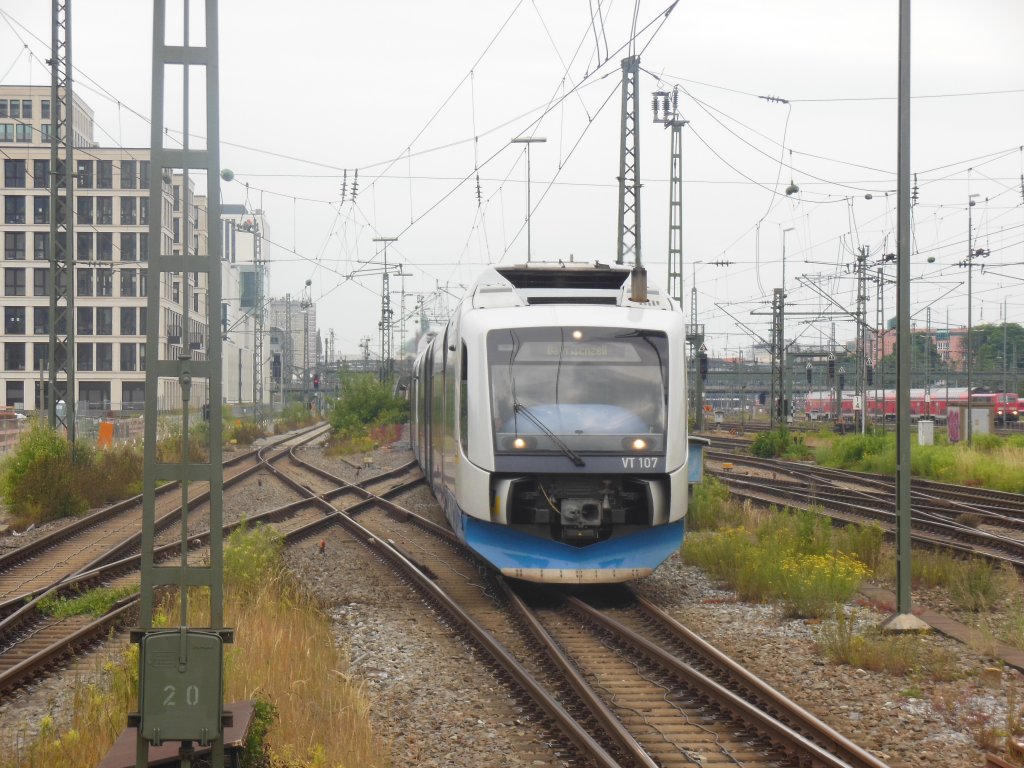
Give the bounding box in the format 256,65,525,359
411,262,705,584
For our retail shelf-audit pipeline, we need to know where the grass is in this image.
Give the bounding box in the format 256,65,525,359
37,586,139,619
0,523,384,768
816,609,960,679
683,485,879,618
814,430,1024,492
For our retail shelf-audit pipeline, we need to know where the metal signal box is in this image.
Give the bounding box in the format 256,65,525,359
140,629,224,746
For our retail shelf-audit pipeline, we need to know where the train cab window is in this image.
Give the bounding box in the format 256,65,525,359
488,326,669,455
459,342,468,452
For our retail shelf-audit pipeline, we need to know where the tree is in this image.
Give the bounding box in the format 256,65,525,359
875,332,948,387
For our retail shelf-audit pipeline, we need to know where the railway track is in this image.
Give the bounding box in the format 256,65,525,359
3,436,895,766
275,448,891,768
0,424,332,694
0,422,330,611
703,446,1024,573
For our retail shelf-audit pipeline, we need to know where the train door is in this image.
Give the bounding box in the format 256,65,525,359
419,346,432,480
431,333,445,494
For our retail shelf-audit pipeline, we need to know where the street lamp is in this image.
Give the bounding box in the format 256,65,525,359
511,136,546,262
958,194,987,445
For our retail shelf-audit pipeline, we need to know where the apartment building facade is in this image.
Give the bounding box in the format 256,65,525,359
0,85,219,413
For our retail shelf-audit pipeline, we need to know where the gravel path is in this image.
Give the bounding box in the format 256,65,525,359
1,430,1022,767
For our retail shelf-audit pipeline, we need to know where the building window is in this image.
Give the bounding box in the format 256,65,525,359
4,306,25,334
77,306,93,335
34,232,49,260
97,307,113,335
172,281,180,303
33,343,48,371
97,232,112,260
8,100,18,119
33,195,48,224
15,124,31,143
96,267,113,296
40,124,51,143
77,268,93,297
4,196,26,224
41,100,50,119
120,268,137,297
120,232,136,260
120,196,137,225
55,195,66,225
4,232,25,260
0,100,6,117
96,196,113,225
0,124,13,142
33,159,49,188
77,232,93,261
6,381,23,408
5,267,25,296
140,161,150,188
33,268,49,296
21,100,31,118
120,307,137,335
5,342,25,371
173,184,180,211
139,233,148,261
139,269,148,296
120,160,136,189
4,159,26,187
34,307,48,335
173,217,180,243
139,306,147,334
77,343,93,371
96,160,112,189
77,196,94,225
96,343,113,372
76,160,93,189
120,343,136,371
140,197,149,225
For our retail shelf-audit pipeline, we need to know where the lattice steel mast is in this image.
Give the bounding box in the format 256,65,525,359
616,55,641,266
136,2,228,765
48,0,75,441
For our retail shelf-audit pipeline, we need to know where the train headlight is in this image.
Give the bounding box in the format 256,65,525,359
623,437,648,451
513,437,527,449
571,329,583,341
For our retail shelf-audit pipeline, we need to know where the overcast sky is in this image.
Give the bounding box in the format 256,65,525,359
2,1,1022,359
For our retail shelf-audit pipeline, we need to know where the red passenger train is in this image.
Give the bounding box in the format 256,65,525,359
804,388,1020,424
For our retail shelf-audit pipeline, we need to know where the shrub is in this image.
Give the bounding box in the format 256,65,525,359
687,475,738,531
0,423,85,523
274,402,317,434
329,374,408,430
834,521,885,574
683,506,877,617
224,521,286,605
749,427,813,460
83,444,144,504
227,419,266,446
778,552,871,617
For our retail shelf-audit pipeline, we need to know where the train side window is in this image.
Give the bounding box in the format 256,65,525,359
459,342,468,452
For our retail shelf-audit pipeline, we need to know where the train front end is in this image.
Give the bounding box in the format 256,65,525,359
444,265,691,584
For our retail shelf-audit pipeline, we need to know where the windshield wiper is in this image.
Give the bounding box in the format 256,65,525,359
514,402,586,467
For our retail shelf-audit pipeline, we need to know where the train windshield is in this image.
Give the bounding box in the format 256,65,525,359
488,327,669,454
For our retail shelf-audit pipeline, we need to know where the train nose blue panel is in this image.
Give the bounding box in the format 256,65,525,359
462,517,684,582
